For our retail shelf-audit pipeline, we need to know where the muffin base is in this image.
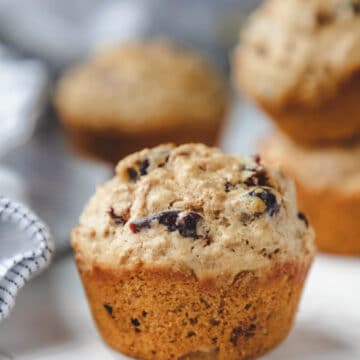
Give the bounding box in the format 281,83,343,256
76,261,311,360
295,183,360,256
259,73,360,147
61,118,225,165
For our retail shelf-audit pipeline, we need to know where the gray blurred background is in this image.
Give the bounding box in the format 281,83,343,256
0,0,264,250
0,0,261,72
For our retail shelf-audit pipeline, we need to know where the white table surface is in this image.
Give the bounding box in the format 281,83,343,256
0,102,360,359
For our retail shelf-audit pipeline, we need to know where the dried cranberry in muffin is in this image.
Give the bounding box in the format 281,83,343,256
123,147,171,182
248,188,280,217
129,210,204,240
108,207,130,225
297,212,309,227
244,168,269,187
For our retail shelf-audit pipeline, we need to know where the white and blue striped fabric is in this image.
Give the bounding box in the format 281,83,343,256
0,196,54,321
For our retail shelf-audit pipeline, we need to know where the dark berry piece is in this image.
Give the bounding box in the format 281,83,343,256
155,151,170,168
225,181,233,193
108,207,129,225
126,152,170,182
129,210,203,239
139,159,150,176
254,154,261,165
297,212,309,227
142,310,148,317
104,303,113,316
157,211,181,232
129,217,151,233
160,154,170,167
176,212,202,239
244,168,268,187
249,188,280,216
127,167,139,182
129,222,138,233
131,318,141,327
126,158,150,182
130,211,180,234
187,331,196,338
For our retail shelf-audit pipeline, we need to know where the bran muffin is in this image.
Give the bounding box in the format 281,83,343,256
234,0,360,146
262,133,360,255
72,143,315,360
54,41,228,164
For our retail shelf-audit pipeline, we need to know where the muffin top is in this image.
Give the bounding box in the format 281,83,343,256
262,134,360,192
55,40,227,134
235,0,360,108
73,144,314,279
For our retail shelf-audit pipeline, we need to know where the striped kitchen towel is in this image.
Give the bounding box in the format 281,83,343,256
0,196,54,321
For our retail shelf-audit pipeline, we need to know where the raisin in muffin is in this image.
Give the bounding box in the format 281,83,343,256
72,143,315,360
54,41,228,164
262,133,360,255
234,0,360,146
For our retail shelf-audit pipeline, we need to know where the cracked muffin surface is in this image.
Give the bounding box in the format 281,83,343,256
73,143,314,278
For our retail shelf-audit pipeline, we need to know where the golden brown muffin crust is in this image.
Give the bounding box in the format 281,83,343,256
77,261,311,360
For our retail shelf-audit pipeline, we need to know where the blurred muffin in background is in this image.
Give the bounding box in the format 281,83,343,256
234,0,360,146
54,40,228,164
262,133,360,256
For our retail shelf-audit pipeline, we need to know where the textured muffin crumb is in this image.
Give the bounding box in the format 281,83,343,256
235,0,360,107
73,144,314,279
